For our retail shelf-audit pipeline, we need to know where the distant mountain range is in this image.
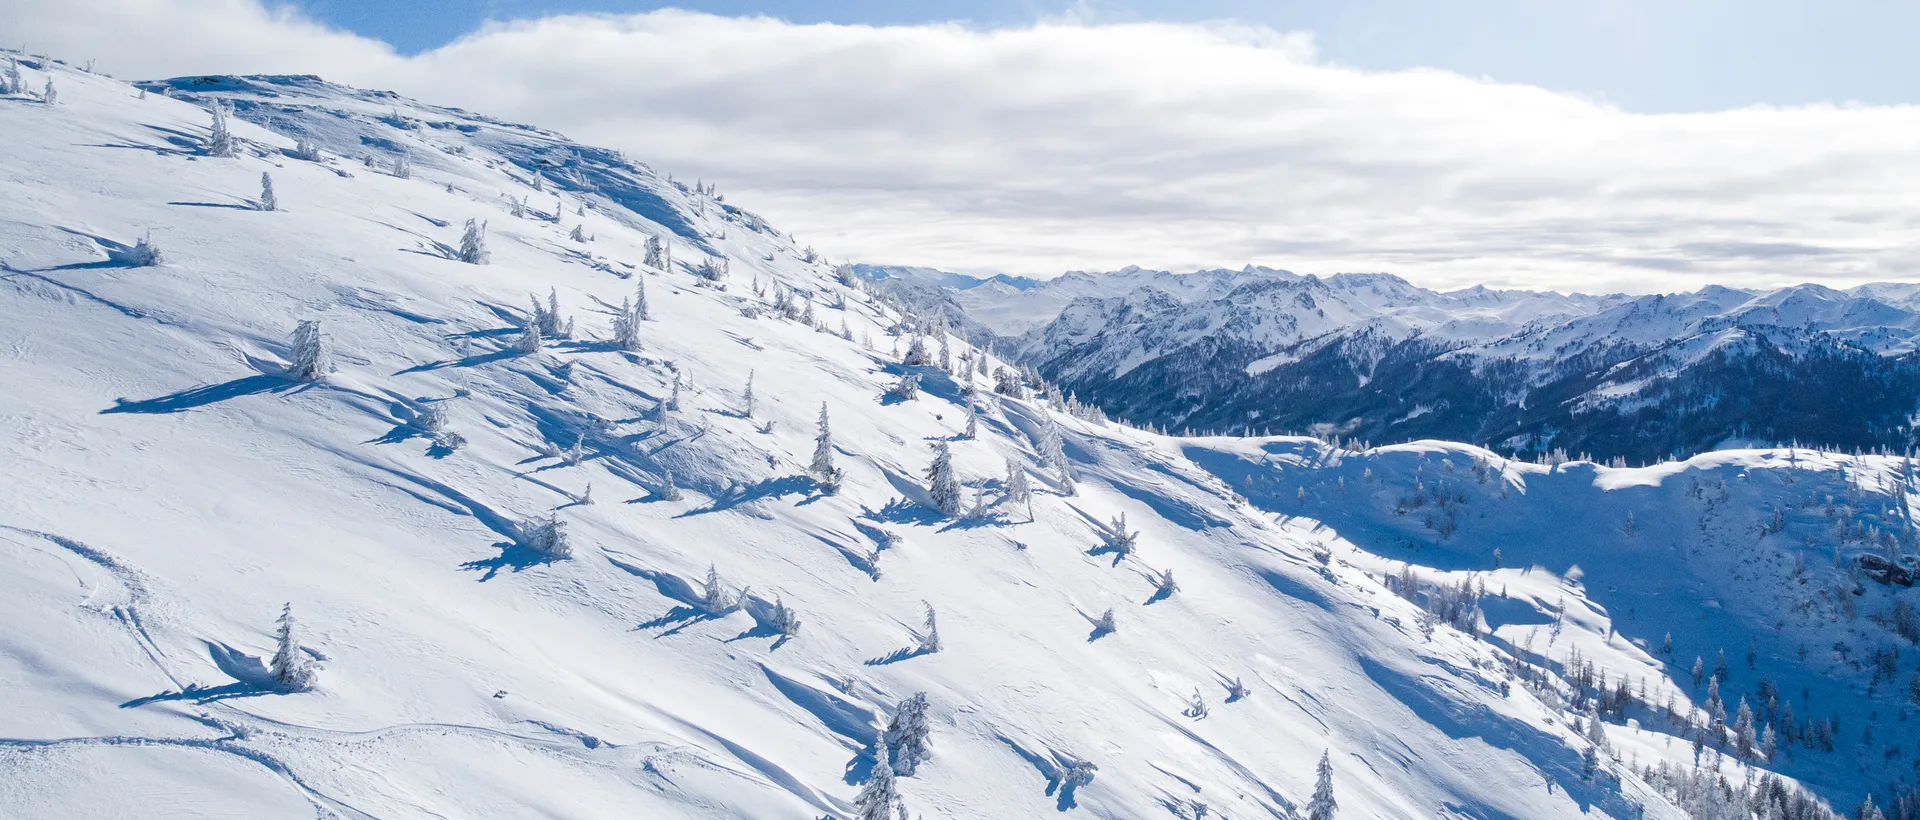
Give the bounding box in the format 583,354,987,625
861,264,1920,462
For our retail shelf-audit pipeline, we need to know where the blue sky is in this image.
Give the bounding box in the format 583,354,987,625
293,0,1920,113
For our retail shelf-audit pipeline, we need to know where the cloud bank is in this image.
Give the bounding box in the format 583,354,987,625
11,0,1920,292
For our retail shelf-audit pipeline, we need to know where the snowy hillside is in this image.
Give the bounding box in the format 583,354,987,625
0,55,1906,820
872,265,1920,463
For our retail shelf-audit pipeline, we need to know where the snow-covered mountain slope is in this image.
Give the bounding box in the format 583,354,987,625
874,265,1920,462
0,55,1899,820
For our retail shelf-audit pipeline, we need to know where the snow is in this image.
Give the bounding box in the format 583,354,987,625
0,56,1891,819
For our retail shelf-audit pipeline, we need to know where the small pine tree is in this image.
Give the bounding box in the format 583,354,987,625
644,235,666,269
569,224,586,242
888,373,920,402
854,742,902,820
269,603,318,690
1184,689,1210,719
287,320,333,382
742,371,756,418
1226,676,1251,701
1038,418,1072,493
962,400,978,440
523,513,572,558
457,219,489,264
121,232,161,267
659,467,683,501
698,564,740,614
1152,568,1178,599
611,297,642,352
258,172,277,211
926,442,961,516
1005,460,1033,521
1091,608,1117,635
514,320,541,355
811,402,843,491
884,692,933,776
917,603,942,653
635,277,650,320
38,78,54,105
206,100,234,157
770,596,801,638
1307,750,1336,820
902,336,932,366
390,152,411,179
3,59,21,96
666,370,682,411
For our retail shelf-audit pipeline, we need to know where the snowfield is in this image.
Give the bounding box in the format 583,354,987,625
0,56,1912,820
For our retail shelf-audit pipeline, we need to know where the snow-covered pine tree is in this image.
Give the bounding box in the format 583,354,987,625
917,603,942,653
39,78,55,105
206,99,235,157
1102,513,1138,557
1091,608,1116,635
635,277,650,320
659,467,683,501
742,371,756,418
1037,417,1073,493
902,335,932,366
884,692,933,776
522,513,572,559
290,138,322,161
1004,459,1033,521
513,320,542,354
269,602,318,691
770,596,801,638
698,564,739,614
811,402,843,492
1152,568,1178,599
416,402,449,433
3,59,20,96
569,224,586,242
1226,676,1251,701
1307,750,1336,820
1064,759,1098,791
854,742,902,820
1184,689,1210,719
888,373,920,402
257,172,277,211
287,320,333,382
837,263,860,288
644,235,665,269
962,399,978,440
457,219,489,264
695,256,729,282
390,152,411,179
121,232,161,267
926,442,961,517
611,296,642,352
666,370,682,411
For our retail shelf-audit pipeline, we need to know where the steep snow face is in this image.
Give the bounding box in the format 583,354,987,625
0,58,1867,820
1186,438,1920,817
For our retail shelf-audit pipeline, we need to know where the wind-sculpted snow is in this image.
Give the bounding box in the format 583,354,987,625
0,55,1882,818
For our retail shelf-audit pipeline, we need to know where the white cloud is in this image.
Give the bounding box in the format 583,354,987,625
12,0,1920,293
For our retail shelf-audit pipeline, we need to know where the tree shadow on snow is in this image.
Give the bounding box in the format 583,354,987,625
122,641,282,707
998,736,1094,812
167,200,253,210
863,646,935,666
674,475,815,518
459,541,559,582
102,374,302,414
